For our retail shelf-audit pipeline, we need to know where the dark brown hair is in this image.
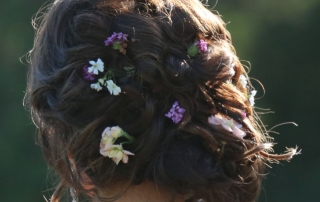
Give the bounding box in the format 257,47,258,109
25,0,298,201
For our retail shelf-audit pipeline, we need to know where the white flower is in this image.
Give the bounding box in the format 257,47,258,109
220,118,236,132
110,126,122,138
208,114,246,139
90,82,102,91
249,90,257,106
100,144,134,165
98,78,106,85
100,126,124,151
100,127,114,149
239,75,247,88
88,58,104,75
231,124,246,139
208,115,223,126
102,127,112,137
106,80,121,95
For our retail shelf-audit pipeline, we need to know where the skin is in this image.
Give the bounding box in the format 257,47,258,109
96,181,185,202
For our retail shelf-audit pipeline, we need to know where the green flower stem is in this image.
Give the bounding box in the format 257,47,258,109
122,131,135,142
102,69,115,82
100,75,107,85
120,141,132,146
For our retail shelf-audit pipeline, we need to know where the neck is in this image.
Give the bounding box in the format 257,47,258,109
96,181,185,202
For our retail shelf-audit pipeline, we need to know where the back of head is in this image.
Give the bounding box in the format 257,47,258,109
25,0,298,201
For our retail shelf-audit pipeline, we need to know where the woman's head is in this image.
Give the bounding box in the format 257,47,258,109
25,0,298,201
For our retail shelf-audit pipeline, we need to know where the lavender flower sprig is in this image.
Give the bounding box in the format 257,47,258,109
165,101,186,124
104,32,128,54
196,40,208,53
187,39,208,57
82,66,95,81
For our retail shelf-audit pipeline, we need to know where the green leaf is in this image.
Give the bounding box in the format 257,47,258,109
187,45,198,57
123,66,135,72
124,66,135,77
112,42,121,50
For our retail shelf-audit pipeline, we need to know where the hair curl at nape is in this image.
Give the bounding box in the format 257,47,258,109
24,0,299,201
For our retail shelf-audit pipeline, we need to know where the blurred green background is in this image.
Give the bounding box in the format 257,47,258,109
0,0,319,201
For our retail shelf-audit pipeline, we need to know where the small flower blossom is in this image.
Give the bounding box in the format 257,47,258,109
100,144,134,165
165,101,186,124
249,90,257,106
90,82,103,91
100,126,124,149
208,114,246,139
100,126,135,164
239,75,247,88
106,80,121,95
98,78,106,85
100,127,114,149
88,58,104,75
82,66,95,81
104,32,128,46
105,32,129,54
195,39,208,53
188,39,208,56
241,111,247,118
110,126,123,138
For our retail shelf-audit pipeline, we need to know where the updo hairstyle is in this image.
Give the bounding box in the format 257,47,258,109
25,0,298,201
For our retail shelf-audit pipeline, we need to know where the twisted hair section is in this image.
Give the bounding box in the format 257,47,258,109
25,0,298,201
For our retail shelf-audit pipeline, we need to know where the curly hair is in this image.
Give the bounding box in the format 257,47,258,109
25,0,298,201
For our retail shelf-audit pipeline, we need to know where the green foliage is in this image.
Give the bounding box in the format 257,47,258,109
187,45,199,57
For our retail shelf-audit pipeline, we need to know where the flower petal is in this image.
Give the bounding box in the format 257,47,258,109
87,66,94,73
123,150,134,155
232,125,246,139
165,101,185,124
122,154,129,163
102,127,111,137
233,120,242,129
97,58,103,65
221,123,232,132
111,126,122,138
90,83,102,91
112,157,122,165
208,115,222,125
239,75,247,88
251,90,257,96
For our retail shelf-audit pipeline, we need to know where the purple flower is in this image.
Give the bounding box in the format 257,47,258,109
165,101,186,124
117,32,127,41
241,111,247,118
196,39,208,53
104,32,128,46
82,66,95,81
